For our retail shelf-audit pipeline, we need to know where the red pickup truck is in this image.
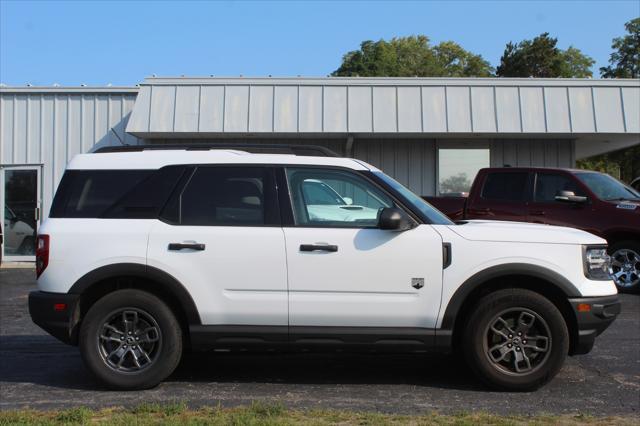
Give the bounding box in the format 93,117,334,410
425,167,640,292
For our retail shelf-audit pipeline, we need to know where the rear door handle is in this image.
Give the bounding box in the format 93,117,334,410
300,244,338,252
530,210,546,216
168,243,206,251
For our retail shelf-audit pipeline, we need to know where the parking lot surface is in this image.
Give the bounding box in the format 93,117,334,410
1,267,638,415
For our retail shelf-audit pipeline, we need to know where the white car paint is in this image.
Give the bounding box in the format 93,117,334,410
38,149,617,332
284,225,444,328
147,223,288,325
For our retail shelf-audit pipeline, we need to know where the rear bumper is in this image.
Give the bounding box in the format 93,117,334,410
569,295,620,355
28,291,80,345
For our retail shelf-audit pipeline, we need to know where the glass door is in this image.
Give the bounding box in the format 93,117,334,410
1,166,41,262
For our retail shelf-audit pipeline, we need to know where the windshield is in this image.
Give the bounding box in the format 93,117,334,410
575,172,640,201
373,172,453,225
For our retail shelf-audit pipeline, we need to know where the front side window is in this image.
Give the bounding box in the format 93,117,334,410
286,168,393,227
481,172,529,201
180,167,272,226
535,173,584,203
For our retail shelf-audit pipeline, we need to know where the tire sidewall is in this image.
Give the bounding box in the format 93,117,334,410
464,289,569,391
79,289,182,390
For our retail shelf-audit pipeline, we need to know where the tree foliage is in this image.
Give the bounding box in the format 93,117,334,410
577,146,640,184
439,173,471,194
496,33,594,77
332,35,494,77
600,17,640,78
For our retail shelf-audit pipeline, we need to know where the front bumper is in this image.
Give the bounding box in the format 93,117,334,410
568,295,620,355
28,291,80,345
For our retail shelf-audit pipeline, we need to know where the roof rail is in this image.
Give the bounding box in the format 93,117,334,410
93,143,339,157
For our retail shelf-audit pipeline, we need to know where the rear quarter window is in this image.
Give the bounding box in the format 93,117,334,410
50,167,184,218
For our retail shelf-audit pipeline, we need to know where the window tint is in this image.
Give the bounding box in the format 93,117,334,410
535,173,584,202
286,168,393,227
50,170,153,218
104,166,186,218
180,167,273,226
481,172,529,201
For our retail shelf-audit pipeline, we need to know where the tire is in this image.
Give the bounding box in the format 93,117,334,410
608,241,640,294
79,289,183,390
462,288,569,391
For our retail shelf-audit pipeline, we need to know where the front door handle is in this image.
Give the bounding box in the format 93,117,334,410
530,210,546,216
300,244,338,252
168,242,206,251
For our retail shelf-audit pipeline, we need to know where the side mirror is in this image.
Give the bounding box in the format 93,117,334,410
554,190,588,204
378,207,415,231
342,197,353,205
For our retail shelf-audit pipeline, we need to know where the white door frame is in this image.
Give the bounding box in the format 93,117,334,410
1,164,42,262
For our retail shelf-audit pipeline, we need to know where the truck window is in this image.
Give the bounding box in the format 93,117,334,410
534,173,584,203
481,172,529,201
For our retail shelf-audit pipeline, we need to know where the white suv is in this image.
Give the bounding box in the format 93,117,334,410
29,144,620,391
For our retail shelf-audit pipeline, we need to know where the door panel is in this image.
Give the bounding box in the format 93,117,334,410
284,226,443,328
528,172,596,229
467,171,530,221
282,166,443,329
2,167,40,261
148,224,288,325
147,165,287,326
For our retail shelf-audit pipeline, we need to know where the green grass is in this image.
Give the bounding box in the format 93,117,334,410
0,402,637,425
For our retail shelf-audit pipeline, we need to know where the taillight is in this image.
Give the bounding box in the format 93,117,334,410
36,234,49,278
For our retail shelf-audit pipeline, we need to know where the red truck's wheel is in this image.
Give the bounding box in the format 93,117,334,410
608,241,640,293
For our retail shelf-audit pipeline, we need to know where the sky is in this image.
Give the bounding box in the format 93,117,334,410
1,0,638,87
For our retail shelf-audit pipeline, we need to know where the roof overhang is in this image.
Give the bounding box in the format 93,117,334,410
125,77,640,141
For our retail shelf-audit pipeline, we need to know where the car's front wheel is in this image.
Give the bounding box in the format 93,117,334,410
79,289,183,390
463,288,569,391
608,241,640,293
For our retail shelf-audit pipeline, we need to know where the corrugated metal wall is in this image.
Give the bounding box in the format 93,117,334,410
128,78,640,137
0,90,140,217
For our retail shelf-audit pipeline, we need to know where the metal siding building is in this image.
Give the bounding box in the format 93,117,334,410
1,77,639,260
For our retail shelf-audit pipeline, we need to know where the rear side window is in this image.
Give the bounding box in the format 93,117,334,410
481,172,529,201
50,167,184,218
178,167,277,226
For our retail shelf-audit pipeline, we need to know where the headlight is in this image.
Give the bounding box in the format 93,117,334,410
583,246,611,280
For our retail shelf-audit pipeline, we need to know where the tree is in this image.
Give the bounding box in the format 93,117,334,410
496,33,594,77
332,35,494,77
577,146,640,184
439,173,471,194
600,17,640,78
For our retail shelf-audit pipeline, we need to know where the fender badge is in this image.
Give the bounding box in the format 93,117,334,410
412,278,425,289
616,203,637,210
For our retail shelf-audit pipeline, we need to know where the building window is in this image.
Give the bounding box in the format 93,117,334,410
438,148,490,196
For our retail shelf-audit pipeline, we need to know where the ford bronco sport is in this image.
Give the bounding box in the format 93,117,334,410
29,144,620,391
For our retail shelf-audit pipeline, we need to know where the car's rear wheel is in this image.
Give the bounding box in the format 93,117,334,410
79,289,182,390
463,288,569,391
608,241,640,293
